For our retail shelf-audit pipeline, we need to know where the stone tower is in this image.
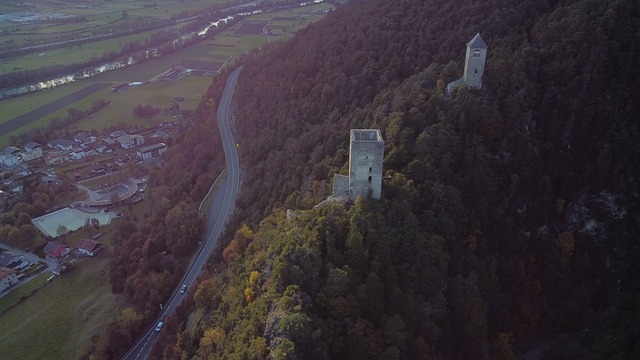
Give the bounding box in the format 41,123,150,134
463,33,488,89
349,129,384,200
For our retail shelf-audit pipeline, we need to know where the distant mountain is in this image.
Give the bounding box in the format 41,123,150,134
124,0,640,358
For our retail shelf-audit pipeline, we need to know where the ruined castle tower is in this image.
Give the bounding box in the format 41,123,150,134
348,129,384,200
463,33,488,89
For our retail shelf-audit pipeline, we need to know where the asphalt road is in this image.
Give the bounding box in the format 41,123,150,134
121,66,242,360
0,242,59,298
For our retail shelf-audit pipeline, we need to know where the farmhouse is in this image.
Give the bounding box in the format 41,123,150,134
136,143,167,160
76,239,103,257
0,267,19,292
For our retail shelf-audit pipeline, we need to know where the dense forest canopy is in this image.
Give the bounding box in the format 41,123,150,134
100,0,640,359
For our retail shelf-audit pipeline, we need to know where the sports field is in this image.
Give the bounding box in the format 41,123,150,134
32,207,113,238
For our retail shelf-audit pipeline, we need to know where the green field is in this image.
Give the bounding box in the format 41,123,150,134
0,0,231,45
0,256,127,360
0,272,49,314
0,81,87,123
0,2,333,147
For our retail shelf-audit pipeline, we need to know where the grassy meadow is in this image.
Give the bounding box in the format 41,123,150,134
0,0,231,48
0,256,127,360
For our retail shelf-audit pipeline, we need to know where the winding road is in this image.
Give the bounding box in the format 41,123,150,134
121,66,242,360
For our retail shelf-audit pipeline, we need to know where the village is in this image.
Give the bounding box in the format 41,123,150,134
0,119,184,298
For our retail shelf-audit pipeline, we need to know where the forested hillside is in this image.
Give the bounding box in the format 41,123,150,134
106,0,640,358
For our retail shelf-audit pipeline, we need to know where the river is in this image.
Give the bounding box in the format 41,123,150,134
0,0,324,101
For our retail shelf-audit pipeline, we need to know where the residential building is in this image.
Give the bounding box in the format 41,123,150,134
76,239,103,256
20,142,43,162
73,132,97,144
116,134,144,149
0,267,19,292
136,143,167,160
24,142,42,151
71,148,85,160
43,242,70,260
110,130,127,139
45,153,64,165
48,139,76,151
0,253,18,268
0,154,20,167
3,146,20,155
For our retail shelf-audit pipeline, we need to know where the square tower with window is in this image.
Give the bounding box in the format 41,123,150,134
463,33,488,89
349,129,384,200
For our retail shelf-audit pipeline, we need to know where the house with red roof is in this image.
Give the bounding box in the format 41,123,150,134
43,242,70,260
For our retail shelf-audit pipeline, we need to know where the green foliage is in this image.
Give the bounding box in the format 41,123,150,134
156,0,640,358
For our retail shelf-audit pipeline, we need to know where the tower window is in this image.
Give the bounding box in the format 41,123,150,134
473,49,481,57
475,69,478,74
369,167,372,172
368,176,372,182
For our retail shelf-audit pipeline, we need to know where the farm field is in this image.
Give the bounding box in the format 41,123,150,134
0,81,88,123
1,24,192,74
0,256,127,360
0,2,333,147
0,0,231,49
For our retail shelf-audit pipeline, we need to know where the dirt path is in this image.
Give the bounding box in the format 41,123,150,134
0,82,111,138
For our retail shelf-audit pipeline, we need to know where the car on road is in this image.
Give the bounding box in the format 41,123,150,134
180,284,187,294
154,321,164,332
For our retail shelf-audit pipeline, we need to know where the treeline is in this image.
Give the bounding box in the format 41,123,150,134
152,0,640,359
0,176,81,249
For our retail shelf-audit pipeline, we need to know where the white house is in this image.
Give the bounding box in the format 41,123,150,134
110,130,127,139
0,267,19,292
71,148,85,160
0,154,20,167
48,139,76,151
76,239,103,257
20,142,43,162
136,143,167,160
73,132,97,144
117,134,144,149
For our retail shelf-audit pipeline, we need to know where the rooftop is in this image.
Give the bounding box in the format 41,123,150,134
138,143,167,152
351,129,383,142
467,33,487,49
